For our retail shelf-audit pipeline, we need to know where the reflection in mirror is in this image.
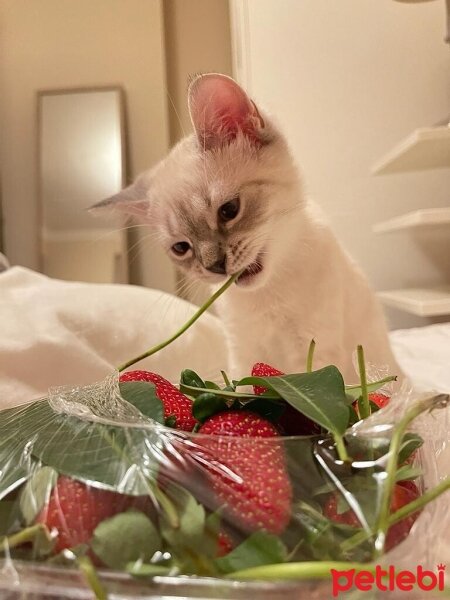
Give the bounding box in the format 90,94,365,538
38,88,128,283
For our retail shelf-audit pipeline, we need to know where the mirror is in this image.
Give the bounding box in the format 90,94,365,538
38,87,128,283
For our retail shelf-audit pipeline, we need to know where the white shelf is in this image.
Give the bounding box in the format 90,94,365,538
372,126,450,175
378,286,450,316
373,207,450,233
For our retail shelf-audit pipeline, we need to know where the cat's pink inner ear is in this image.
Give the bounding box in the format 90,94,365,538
188,74,264,149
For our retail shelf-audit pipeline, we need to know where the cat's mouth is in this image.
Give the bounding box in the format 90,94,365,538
236,254,264,286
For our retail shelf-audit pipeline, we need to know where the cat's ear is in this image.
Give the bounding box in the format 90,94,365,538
188,73,264,150
89,182,149,219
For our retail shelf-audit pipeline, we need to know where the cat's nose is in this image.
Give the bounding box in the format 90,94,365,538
205,256,227,275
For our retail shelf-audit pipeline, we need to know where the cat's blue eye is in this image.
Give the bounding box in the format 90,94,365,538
171,241,191,256
218,197,240,223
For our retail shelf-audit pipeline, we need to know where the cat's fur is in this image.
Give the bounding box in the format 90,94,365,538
96,74,399,381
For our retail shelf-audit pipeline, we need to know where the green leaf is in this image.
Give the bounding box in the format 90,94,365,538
242,398,286,423
192,393,228,423
397,433,423,465
180,369,205,389
345,376,397,400
0,399,162,495
91,510,161,570
204,381,221,390
119,381,164,423
0,502,16,536
19,466,58,525
0,403,44,500
159,484,205,551
215,531,287,574
201,511,222,557
238,366,349,435
395,464,422,482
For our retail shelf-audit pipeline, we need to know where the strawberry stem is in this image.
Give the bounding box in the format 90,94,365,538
306,339,316,373
180,383,280,401
77,555,108,600
345,375,397,394
373,393,449,557
226,560,375,580
334,434,349,462
221,370,232,388
0,524,51,551
356,345,370,420
341,476,450,552
389,476,450,524
117,272,241,372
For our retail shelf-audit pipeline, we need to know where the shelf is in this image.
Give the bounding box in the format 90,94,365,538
378,286,450,316
373,207,450,233
372,126,450,174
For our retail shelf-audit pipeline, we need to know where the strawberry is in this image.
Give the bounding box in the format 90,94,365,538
217,531,234,557
251,362,284,395
251,363,320,436
353,392,390,420
368,392,390,409
120,370,197,431
197,410,292,535
324,482,420,551
35,476,152,559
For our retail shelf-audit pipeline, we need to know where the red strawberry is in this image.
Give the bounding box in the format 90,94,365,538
368,392,390,409
36,476,152,559
252,362,284,395
353,392,390,420
120,370,197,431
324,482,420,551
217,531,234,557
197,410,292,535
251,363,320,436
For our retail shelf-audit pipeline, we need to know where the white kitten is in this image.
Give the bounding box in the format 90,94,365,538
95,73,399,382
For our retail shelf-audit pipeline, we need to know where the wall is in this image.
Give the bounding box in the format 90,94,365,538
231,0,450,329
0,0,176,292
163,0,233,303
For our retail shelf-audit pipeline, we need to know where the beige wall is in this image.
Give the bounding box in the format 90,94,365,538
163,0,232,144
0,0,176,292
163,0,232,302
231,0,450,329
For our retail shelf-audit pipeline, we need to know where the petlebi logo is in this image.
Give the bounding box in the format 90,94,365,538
331,564,446,597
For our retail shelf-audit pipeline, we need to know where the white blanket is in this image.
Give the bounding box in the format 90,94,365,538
0,267,228,408
1,266,449,408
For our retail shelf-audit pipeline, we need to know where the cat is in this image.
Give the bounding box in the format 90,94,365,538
94,73,400,382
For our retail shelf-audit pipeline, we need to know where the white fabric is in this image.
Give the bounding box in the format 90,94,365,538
0,267,449,411
0,267,227,409
389,323,450,394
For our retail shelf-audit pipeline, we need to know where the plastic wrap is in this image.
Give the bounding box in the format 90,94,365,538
0,362,449,599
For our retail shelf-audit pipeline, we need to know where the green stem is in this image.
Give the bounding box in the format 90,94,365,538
221,370,232,388
227,560,374,580
334,434,350,462
99,429,178,528
341,475,450,552
374,393,448,557
389,476,450,525
77,555,108,600
117,272,241,372
153,485,179,529
306,339,316,373
356,345,370,420
345,375,397,393
180,383,280,401
0,524,50,552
